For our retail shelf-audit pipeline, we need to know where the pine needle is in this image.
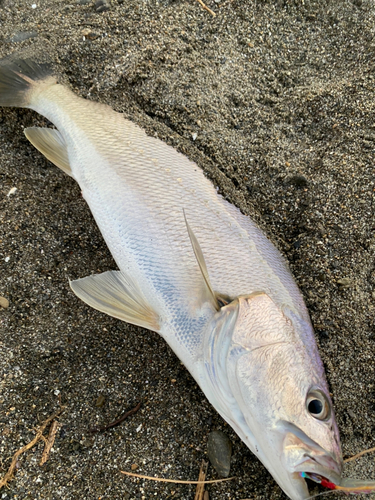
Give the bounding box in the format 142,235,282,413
344,446,375,463
194,460,208,500
196,0,216,16
120,470,234,484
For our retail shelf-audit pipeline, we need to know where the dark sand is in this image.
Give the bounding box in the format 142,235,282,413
0,0,374,499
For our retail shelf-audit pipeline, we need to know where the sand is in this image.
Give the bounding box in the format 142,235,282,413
0,0,374,499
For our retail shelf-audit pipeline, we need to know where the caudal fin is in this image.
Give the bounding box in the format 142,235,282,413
0,59,56,108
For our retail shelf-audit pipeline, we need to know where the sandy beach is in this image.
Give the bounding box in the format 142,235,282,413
0,0,374,498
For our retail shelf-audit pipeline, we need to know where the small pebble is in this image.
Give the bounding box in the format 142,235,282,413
0,297,9,309
131,463,138,471
347,409,356,419
82,28,99,40
337,277,352,289
95,0,110,12
10,31,38,43
95,394,106,407
317,223,327,237
207,430,232,477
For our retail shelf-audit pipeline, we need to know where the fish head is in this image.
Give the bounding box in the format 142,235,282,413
203,292,342,500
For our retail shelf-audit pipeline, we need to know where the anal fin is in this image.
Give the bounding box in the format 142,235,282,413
24,127,72,177
70,270,160,332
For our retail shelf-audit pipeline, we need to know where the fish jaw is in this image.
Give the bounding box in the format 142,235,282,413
198,292,343,500
255,422,342,500
280,420,342,483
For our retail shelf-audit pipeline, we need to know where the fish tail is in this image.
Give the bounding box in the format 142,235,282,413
0,59,56,108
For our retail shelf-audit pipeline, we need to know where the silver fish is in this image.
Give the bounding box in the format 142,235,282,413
0,59,343,499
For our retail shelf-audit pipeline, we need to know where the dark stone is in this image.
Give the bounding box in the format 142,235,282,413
207,430,232,477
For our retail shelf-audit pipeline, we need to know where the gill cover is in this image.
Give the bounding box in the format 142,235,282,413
202,292,302,458
203,292,299,430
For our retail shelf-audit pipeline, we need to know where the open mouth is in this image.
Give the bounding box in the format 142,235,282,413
300,471,337,490
300,472,375,494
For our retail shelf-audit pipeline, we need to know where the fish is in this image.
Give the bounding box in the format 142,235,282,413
0,58,350,499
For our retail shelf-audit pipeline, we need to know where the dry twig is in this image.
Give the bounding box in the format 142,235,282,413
0,407,65,489
194,460,208,500
120,470,234,484
196,0,216,16
40,420,59,466
90,401,141,433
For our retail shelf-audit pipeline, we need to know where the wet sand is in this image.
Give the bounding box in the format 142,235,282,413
0,0,374,499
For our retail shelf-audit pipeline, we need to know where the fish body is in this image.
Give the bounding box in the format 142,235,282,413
26,79,306,369
0,60,343,499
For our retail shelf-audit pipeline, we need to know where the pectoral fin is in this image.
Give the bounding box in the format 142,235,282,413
24,127,72,177
70,271,160,332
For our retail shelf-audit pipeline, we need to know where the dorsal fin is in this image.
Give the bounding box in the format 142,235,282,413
183,210,220,311
24,127,72,177
70,270,160,332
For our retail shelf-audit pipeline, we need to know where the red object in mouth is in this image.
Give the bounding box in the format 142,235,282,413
320,478,337,490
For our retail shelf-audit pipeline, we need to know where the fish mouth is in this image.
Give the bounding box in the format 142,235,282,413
279,421,342,498
294,457,342,487
278,455,342,499
277,452,342,500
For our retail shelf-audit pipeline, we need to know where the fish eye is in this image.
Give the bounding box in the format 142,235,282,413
306,390,330,420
